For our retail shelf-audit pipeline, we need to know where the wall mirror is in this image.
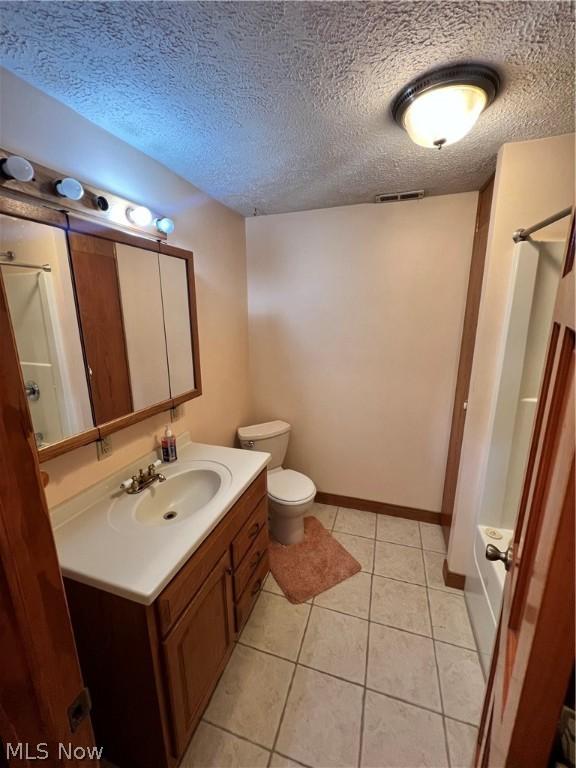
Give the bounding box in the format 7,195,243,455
0,199,201,461
0,212,95,448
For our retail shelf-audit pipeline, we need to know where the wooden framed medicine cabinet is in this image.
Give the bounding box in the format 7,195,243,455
0,193,202,463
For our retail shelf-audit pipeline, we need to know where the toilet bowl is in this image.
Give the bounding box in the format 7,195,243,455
237,420,315,545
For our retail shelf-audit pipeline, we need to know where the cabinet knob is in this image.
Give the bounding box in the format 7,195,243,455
251,579,262,596
248,522,260,538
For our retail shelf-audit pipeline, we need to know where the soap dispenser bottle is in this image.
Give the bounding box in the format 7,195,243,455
161,426,177,463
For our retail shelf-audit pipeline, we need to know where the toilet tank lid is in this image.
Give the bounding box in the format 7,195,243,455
237,420,291,441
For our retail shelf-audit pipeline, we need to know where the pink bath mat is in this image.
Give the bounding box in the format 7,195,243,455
269,516,361,604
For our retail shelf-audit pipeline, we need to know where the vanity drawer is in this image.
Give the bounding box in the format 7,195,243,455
231,469,267,533
235,551,269,633
232,495,268,569
233,523,269,600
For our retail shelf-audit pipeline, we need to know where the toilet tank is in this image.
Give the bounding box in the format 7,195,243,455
237,420,291,470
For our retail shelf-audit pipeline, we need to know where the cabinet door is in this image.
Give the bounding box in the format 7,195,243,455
68,233,133,424
162,550,235,757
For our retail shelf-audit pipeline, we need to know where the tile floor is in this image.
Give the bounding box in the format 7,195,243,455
183,504,486,768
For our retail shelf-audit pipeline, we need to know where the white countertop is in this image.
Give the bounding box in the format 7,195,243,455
52,439,270,605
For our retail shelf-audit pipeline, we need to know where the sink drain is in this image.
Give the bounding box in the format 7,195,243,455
163,511,178,521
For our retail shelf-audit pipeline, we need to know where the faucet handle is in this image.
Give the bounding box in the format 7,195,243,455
120,475,139,491
147,459,163,476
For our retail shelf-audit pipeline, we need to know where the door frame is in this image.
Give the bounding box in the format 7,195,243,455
476,213,575,766
0,271,98,763
440,176,495,556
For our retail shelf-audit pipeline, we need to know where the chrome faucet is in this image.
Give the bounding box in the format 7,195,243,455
121,462,166,495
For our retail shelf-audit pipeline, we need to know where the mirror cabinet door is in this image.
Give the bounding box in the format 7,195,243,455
116,243,171,410
0,214,94,447
67,233,133,425
159,252,195,398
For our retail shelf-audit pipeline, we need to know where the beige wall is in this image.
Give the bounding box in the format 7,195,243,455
246,193,478,512
449,133,575,575
0,70,251,507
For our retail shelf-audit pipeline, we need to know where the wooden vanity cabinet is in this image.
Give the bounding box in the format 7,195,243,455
64,470,269,768
163,550,235,756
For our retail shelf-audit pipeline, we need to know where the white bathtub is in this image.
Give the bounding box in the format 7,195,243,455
466,525,513,676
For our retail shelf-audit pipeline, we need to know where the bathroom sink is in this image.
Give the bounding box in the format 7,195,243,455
108,460,232,533
135,468,223,525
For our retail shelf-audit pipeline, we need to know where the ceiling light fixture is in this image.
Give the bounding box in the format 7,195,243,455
126,205,153,227
392,64,499,149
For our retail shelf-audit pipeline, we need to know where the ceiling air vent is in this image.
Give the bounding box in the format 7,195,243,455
374,189,425,203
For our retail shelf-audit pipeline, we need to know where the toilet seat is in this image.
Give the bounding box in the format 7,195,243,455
267,468,316,506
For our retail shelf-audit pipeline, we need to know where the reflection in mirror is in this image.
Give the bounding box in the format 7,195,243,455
159,253,195,398
0,214,94,447
116,244,170,410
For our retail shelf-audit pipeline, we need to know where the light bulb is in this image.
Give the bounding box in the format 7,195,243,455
155,217,175,235
55,177,85,200
402,84,488,149
1,155,35,182
126,205,153,227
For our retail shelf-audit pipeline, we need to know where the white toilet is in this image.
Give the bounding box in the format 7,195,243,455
237,420,316,545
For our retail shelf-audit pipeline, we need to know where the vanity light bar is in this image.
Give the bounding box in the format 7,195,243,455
0,148,175,240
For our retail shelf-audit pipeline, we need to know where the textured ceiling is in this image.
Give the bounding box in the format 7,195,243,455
0,1,574,215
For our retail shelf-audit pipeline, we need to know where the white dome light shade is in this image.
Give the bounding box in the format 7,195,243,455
392,64,499,150
55,177,84,200
402,84,488,148
126,205,153,227
1,155,34,182
155,216,175,235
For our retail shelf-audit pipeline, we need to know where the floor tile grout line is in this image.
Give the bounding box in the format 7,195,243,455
268,598,314,763
434,637,485,676
203,647,480,763
234,638,479,728
236,638,365,687
201,717,275,756
424,572,452,768
322,508,448,554
258,586,477,651
273,750,314,768
443,714,482,731
363,683,480,728
200,703,480,764
427,588,478,651
357,571,375,768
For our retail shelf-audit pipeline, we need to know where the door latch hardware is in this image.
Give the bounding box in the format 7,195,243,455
485,543,514,571
68,687,92,733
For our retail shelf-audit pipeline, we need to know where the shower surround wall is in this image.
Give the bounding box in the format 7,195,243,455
246,193,478,513
448,133,575,578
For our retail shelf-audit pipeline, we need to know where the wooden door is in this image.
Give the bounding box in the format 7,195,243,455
441,177,494,542
67,233,132,425
0,271,98,764
477,215,575,766
162,551,235,757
